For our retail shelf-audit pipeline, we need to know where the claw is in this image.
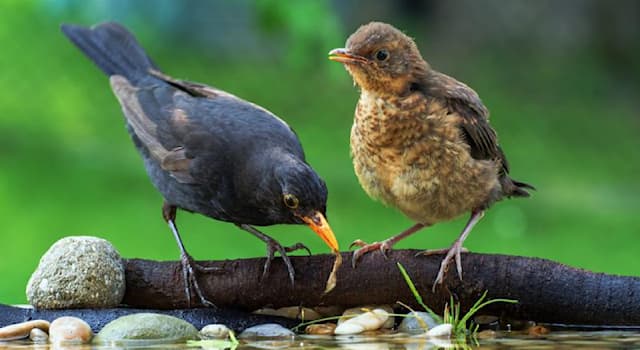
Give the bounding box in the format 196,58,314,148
180,253,219,307
349,239,367,250
262,239,310,285
350,241,388,268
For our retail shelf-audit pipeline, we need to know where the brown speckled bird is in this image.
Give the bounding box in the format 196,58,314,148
329,22,534,288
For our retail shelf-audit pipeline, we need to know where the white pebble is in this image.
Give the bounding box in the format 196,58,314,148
425,323,452,338
334,308,389,335
29,328,48,343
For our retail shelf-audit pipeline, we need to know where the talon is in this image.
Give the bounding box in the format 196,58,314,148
180,253,217,308
349,239,367,250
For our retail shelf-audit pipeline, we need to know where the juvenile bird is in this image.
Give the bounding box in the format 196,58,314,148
62,22,339,306
329,22,533,288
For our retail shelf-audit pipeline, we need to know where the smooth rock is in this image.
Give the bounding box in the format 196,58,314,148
29,328,49,343
93,313,198,343
398,311,440,333
49,316,93,344
239,323,294,338
199,324,230,339
305,323,336,335
26,236,125,309
334,309,389,335
425,323,452,338
0,320,50,341
339,305,394,329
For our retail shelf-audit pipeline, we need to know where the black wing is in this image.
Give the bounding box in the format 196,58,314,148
109,74,305,185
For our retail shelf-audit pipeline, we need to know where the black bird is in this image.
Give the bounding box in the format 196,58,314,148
61,22,339,306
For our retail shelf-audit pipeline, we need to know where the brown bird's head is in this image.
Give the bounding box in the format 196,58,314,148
329,22,429,95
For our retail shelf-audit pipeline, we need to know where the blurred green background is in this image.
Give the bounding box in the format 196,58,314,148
1,0,638,304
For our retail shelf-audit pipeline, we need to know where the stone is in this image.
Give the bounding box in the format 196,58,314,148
238,323,294,338
0,320,49,341
338,305,394,329
334,308,389,335
93,313,198,343
49,316,93,344
425,323,452,338
305,323,336,335
29,327,48,343
398,311,440,333
200,324,230,339
26,236,125,309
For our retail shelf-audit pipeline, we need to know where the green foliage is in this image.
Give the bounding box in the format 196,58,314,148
398,263,517,339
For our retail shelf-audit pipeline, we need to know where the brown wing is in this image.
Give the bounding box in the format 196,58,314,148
110,75,199,183
422,71,509,174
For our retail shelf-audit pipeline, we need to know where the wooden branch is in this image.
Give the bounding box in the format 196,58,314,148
123,250,640,326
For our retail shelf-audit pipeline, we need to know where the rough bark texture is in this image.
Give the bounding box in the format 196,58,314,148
0,304,296,331
123,251,640,326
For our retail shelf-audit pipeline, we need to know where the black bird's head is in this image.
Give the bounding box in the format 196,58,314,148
328,22,429,95
271,156,339,253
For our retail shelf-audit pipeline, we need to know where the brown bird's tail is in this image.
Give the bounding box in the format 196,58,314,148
61,22,157,83
502,177,535,198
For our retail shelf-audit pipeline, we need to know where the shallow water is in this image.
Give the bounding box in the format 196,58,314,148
3,331,640,350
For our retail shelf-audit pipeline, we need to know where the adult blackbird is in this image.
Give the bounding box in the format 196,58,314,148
61,22,339,305
329,22,533,288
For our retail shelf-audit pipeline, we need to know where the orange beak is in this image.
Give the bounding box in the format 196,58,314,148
328,48,367,64
301,211,339,252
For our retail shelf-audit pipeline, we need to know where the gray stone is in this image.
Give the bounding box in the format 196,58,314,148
398,312,440,333
26,236,125,309
239,323,294,338
199,324,230,339
93,313,198,343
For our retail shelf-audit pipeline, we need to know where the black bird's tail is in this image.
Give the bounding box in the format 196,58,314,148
61,22,157,82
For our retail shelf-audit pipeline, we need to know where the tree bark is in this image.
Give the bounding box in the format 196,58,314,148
123,250,640,326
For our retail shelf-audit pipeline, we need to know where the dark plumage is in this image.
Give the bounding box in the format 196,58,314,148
329,22,533,289
62,22,338,305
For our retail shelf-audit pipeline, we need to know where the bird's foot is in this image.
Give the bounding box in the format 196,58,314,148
262,239,311,285
179,253,222,308
349,239,395,268
419,241,468,292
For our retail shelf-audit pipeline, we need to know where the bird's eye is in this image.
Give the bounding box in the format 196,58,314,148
375,49,389,61
283,194,299,209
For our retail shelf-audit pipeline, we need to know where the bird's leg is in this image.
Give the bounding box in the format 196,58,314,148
162,203,221,308
236,224,310,285
428,210,485,291
350,223,428,268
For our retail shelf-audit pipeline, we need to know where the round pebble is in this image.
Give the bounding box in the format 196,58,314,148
425,323,452,338
49,316,93,344
200,324,230,339
0,320,50,341
29,328,48,343
239,323,294,338
305,323,336,335
398,311,440,333
26,236,125,309
93,313,198,342
334,308,389,335
339,305,394,329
